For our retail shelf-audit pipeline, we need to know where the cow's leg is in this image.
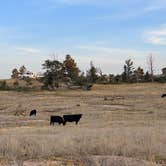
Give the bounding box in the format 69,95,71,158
76,121,78,125
63,121,66,126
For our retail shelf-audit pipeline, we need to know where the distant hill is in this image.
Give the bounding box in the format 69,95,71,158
2,79,43,90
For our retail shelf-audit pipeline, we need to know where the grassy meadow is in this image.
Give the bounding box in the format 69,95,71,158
0,83,166,165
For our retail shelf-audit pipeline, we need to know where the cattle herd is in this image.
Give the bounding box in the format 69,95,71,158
50,114,82,126
28,93,166,126
29,110,82,126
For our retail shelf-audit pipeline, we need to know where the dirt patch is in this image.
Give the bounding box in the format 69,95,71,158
102,104,131,110
23,159,83,166
0,156,160,166
85,156,161,166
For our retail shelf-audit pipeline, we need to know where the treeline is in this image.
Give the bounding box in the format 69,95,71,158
40,54,166,89
41,55,97,89
1,54,166,91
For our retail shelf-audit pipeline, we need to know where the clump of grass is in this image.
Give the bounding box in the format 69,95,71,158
14,104,26,116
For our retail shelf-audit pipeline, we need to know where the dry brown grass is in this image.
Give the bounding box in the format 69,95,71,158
0,83,166,165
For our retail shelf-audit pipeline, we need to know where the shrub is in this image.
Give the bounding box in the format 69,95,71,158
13,80,19,87
0,81,9,90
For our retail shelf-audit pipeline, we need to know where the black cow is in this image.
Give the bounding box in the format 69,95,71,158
161,94,166,98
29,109,37,116
50,116,64,126
63,114,82,125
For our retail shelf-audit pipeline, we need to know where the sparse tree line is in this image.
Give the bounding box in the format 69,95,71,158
0,54,166,91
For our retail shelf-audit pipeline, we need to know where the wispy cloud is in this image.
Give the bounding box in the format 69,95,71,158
15,47,40,54
77,45,155,58
51,0,118,7
75,44,160,74
56,0,166,9
144,0,166,12
92,0,166,21
145,25,166,45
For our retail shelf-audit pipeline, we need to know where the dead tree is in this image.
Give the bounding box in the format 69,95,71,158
147,54,155,82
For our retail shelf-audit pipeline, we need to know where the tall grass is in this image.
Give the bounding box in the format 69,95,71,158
0,83,166,165
0,125,165,162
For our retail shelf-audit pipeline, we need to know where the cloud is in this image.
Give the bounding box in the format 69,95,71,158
74,44,160,74
146,37,166,45
15,47,40,54
77,45,154,58
91,0,166,22
51,0,117,7
144,0,166,12
145,25,166,45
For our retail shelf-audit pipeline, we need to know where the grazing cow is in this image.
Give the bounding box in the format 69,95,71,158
29,109,37,116
104,96,108,101
161,94,166,98
82,84,93,91
63,114,82,125
50,116,64,126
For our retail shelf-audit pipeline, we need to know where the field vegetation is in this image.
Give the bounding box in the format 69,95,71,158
0,83,166,165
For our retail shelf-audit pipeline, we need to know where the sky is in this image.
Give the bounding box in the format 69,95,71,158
1,0,166,78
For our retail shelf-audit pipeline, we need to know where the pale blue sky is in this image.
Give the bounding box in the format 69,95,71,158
0,0,166,78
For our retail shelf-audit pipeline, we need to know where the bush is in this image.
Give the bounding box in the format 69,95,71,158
0,81,10,90
154,76,166,83
24,78,32,86
74,76,87,86
13,80,19,87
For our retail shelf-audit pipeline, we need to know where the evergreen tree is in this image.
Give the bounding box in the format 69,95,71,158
19,65,27,75
122,59,134,82
42,60,64,89
144,71,151,82
11,68,19,79
134,67,144,82
87,61,98,83
63,55,79,80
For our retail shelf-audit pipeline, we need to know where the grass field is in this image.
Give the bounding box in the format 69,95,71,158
0,83,166,165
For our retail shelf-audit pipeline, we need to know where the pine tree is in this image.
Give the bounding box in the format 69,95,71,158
11,68,19,79
42,60,64,89
63,55,79,81
86,61,98,83
19,65,27,75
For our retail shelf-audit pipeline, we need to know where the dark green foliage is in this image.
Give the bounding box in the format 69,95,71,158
25,77,32,86
122,59,134,83
42,59,64,89
74,72,88,86
19,65,27,75
11,68,19,79
134,67,144,83
144,71,151,82
87,61,98,83
0,81,9,90
122,65,127,82
154,75,166,83
162,67,166,76
113,75,122,84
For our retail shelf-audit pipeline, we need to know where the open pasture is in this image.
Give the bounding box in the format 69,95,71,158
0,83,166,165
